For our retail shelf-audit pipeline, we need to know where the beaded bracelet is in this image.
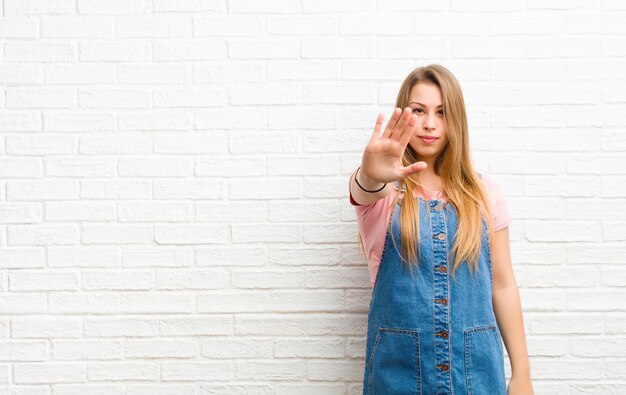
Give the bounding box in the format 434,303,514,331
354,166,387,193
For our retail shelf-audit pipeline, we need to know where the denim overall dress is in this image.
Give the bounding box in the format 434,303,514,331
362,179,507,395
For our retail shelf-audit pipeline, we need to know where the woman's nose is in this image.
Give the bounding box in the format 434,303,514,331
424,114,436,129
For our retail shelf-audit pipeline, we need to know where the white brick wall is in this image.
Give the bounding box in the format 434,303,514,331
0,0,625,393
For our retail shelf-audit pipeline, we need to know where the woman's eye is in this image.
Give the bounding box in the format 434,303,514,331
411,108,444,115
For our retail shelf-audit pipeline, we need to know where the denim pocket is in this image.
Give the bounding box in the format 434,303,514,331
464,324,506,395
367,327,421,395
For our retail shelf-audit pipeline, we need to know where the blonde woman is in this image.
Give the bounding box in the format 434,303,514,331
349,65,534,394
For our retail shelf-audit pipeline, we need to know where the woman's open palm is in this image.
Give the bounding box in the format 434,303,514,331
360,107,428,184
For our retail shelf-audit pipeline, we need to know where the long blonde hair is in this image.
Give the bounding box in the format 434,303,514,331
357,64,495,280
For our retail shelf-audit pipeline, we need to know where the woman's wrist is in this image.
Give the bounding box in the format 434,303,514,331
355,166,387,193
511,363,531,379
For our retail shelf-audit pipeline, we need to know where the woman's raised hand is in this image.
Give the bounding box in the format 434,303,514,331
359,107,428,184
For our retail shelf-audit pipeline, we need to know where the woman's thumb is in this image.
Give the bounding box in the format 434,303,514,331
402,161,427,177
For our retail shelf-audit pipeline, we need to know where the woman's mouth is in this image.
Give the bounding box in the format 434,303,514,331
419,136,438,144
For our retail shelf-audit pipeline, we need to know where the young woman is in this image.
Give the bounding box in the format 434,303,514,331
349,65,534,395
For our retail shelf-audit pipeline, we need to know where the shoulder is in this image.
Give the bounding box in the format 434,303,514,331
477,173,500,203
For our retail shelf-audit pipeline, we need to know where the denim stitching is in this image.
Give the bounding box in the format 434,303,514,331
367,327,383,395
483,219,494,286
417,328,422,395
426,198,438,395
465,329,473,395
372,228,391,290
442,200,453,393
494,326,504,359
464,324,500,395
465,324,497,334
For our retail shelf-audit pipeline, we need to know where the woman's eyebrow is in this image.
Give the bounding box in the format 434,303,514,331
409,102,443,108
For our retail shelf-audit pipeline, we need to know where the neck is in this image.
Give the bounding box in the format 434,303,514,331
419,157,438,178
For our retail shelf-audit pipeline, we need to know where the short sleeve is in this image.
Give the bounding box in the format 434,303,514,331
481,174,512,232
348,168,396,285
349,169,364,206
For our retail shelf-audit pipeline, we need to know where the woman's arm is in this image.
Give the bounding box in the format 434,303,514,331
349,167,394,206
491,226,534,393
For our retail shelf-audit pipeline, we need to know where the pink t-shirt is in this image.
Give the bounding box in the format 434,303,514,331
349,169,512,285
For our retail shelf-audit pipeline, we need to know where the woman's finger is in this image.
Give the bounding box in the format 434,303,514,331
397,114,417,146
368,113,384,145
380,107,402,139
389,107,410,139
401,161,427,178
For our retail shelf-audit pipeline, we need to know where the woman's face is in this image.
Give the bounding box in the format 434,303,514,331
407,82,448,163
